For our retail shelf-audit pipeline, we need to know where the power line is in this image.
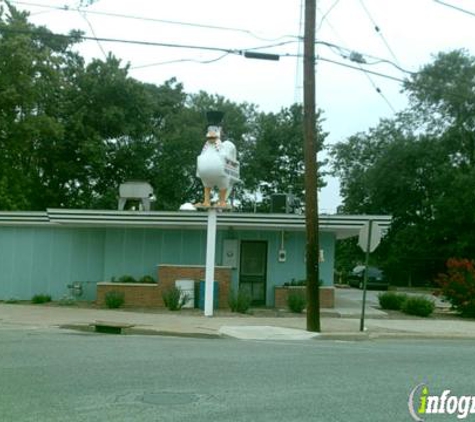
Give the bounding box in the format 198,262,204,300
316,0,341,33
77,9,107,59
316,56,406,83
0,26,286,56
0,23,411,85
316,40,413,74
433,0,475,18
130,53,232,70
357,0,400,66
9,0,301,42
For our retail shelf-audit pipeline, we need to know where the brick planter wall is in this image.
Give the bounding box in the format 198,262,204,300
96,283,160,307
274,286,334,309
158,265,231,309
96,266,232,309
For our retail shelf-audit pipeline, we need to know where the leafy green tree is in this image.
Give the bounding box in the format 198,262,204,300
242,104,327,212
0,3,82,209
331,50,475,285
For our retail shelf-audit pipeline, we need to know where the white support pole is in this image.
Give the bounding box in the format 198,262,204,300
204,208,217,317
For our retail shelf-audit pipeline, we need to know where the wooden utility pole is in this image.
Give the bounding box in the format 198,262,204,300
303,0,320,332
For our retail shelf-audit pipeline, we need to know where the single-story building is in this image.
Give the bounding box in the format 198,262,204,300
0,209,391,308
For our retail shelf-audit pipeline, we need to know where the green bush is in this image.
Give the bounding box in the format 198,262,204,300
118,275,137,283
31,294,52,304
162,286,188,311
378,291,407,310
139,275,155,284
287,290,306,313
401,296,435,317
104,291,125,309
228,289,252,314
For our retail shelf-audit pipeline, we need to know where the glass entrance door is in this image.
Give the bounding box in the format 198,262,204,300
239,241,267,305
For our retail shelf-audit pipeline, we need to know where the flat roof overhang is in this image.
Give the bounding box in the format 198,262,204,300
0,209,391,240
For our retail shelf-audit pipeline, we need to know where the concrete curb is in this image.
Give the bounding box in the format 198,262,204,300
59,324,222,339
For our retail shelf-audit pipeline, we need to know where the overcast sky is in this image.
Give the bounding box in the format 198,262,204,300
10,0,475,212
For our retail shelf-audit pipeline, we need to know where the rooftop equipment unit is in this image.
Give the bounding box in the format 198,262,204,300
118,181,155,211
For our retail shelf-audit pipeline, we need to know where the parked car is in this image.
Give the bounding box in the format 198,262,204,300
347,266,388,290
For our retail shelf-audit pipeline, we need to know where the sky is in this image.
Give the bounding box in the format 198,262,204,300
8,0,475,213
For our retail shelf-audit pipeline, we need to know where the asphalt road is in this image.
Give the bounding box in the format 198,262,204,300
1,327,474,422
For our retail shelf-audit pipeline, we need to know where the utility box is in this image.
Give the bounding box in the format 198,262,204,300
175,279,195,309
198,281,219,310
271,194,290,213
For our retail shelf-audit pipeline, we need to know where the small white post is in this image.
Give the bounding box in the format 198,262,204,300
204,208,217,317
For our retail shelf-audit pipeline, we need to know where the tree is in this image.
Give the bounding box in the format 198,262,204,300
331,50,475,285
0,3,82,209
242,104,327,212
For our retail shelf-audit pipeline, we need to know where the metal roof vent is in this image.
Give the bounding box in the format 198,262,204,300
118,181,155,211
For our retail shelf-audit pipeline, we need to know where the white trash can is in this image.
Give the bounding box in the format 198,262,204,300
174,279,195,309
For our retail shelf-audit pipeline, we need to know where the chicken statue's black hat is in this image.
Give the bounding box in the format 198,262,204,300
206,111,224,126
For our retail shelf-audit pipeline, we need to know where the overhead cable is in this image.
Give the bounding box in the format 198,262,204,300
433,0,475,17
357,0,400,66
9,0,300,42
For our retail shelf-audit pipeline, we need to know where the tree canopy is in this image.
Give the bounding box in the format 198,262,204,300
0,4,327,212
331,49,475,285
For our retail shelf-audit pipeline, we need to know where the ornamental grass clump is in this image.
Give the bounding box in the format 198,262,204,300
287,290,306,313
437,258,475,318
228,289,252,314
162,286,189,311
104,291,125,309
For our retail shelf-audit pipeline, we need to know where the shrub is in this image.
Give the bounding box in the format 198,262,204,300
162,286,189,311
378,291,407,310
228,289,252,314
287,290,306,313
401,296,435,317
31,294,52,304
437,258,475,317
104,291,125,309
139,275,155,284
118,275,137,283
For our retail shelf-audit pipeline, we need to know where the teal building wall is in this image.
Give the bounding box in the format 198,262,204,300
0,225,335,306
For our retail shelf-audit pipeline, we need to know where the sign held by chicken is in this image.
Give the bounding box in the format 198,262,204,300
196,111,240,209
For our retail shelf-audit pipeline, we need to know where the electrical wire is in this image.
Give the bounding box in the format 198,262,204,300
130,53,231,70
316,56,406,83
357,0,400,66
0,16,410,88
316,0,341,33
433,0,475,18
9,0,301,42
314,20,401,113
77,9,107,59
0,26,242,55
294,0,304,103
316,40,413,74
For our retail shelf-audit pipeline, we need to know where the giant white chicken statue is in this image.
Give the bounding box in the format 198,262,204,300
196,111,240,208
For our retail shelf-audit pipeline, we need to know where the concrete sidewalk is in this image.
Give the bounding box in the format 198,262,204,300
1,297,475,341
